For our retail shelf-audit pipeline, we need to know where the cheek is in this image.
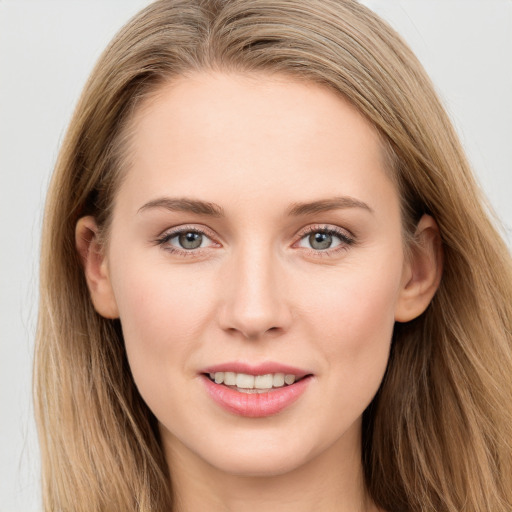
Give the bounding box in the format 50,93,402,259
300,256,400,339
116,270,201,343
109,257,215,402
296,256,402,405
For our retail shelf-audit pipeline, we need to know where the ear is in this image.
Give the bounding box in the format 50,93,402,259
75,216,119,319
394,214,443,323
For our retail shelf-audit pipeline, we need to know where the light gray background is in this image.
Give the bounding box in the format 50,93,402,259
1,1,511,510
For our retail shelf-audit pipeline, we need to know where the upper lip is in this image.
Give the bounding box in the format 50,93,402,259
201,362,312,379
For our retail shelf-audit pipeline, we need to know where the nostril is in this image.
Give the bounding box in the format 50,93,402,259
217,286,292,339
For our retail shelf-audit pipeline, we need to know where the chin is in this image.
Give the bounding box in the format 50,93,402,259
206,447,310,478
184,423,336,479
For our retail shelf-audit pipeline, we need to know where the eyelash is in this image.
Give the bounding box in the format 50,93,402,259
294,225,355,256
154,225,217,257
154,224,355,257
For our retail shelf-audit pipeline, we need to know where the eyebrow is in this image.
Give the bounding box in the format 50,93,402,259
137,197,225,217
137,195,373,217
287,196,373,216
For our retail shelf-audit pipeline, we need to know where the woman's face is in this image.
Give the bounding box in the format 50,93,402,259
99,72,412,476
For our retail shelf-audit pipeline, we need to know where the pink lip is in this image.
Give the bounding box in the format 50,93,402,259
200,362,313,418
202,362,311,379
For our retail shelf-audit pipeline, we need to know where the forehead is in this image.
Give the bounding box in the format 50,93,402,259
130,70,385,157
118,71,397,215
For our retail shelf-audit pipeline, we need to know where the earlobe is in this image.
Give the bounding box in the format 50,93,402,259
394,214,443,323
75,216,119,319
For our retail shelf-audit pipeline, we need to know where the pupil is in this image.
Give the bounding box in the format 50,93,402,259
309,232,332,250
179,232,202,249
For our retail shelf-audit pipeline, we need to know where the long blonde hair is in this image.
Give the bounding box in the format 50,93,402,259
35,1,512,510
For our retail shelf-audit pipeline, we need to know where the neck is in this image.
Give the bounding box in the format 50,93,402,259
164,426,379,512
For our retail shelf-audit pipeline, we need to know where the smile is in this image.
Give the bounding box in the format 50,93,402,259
200,363,313,417
208,371,299,393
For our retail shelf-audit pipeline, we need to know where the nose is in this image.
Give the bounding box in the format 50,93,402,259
217,244,292,340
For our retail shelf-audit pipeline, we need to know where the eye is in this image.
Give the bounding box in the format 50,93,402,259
296,226,354,252
174,231,206,250
304,232,339,250
156,227,218,253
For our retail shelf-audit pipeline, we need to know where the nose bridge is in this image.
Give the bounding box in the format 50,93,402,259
219,238,289,338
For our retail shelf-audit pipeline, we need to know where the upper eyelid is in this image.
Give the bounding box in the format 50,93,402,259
159,225,351,238
158,224,217,239
295,224,354,240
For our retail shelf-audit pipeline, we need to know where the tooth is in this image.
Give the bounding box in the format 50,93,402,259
224,372,236,385
213,371,298,388
254,374,273,389
236,373,255,389
273,373,285,387
284,374,296,385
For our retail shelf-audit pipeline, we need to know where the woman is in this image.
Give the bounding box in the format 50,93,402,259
34,0,512,511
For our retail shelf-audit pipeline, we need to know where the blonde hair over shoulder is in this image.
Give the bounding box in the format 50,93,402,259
35,1,512,511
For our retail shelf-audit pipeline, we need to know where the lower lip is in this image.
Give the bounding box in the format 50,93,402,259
201,375,312,418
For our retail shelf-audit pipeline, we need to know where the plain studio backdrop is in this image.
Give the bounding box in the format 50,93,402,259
0,1,511,510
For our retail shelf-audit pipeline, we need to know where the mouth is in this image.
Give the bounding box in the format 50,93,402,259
200,364,314,417
204,371,307,394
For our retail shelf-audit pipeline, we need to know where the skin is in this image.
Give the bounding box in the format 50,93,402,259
77,71,442,512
